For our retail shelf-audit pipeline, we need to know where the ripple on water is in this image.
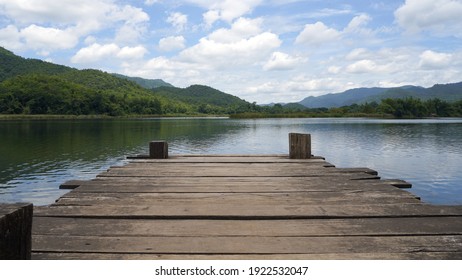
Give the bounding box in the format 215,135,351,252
1,118,461,205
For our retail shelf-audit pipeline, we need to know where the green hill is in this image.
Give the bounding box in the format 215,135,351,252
112,74,174,89
152,85,252,114
0,47,72,81
299,84,462,108
0,46,250,116
154,85,246,106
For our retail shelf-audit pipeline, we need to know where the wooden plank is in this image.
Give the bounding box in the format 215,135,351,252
33,204,462,219
72,176,386,188
128,156,329,164
0,203,33,260
69,182,410,194
98,166,379,178
32,217,462,237
54,191,420,206
31,252,462,260
59,180,87,190
117,162,335,169
149,141,168,159
381,179,412,189
60,188,419,198
32,235,462,255
29,152,462,260
289,133,311,159
97,172,380,180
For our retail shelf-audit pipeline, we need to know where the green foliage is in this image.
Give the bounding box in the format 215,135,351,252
0,46,251,116
112,74,174,89
0,47,72,82
152,84,252,114
0,74,177,116
1,46,461,119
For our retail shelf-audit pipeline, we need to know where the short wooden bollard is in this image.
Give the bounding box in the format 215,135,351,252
149,141,168,159
289,133,311,159
0,203,33,260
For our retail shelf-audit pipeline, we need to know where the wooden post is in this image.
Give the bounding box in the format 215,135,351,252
0,203,33,260
149,141,168,159
289,133,311,159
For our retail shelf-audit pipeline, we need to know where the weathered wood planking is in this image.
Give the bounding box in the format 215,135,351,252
31,252,462,260
63,177,412,192
0,203,33,260
128,156,328,163
32,235,462,255
99,163,378,178
33,217,462,237
32,155,462,260
53,190,420,207
34,203,462,219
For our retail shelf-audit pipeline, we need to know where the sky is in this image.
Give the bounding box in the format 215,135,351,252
1,0,462,104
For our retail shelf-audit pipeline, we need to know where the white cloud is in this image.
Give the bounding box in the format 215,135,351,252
179,17,281,69
0,0,111,25
0,25,23,50
263,52,303,71
144,0,160,5
111,5,150,24
346,14,371,31
114,23,148,44
295,22,341,46
186,0,263,26
328,66,341,74
419,50,453,69
117,46,148,60
203,10,221,28
0,0,150,54
122,56,201,85
20,25,79,51
344,14,373,36
246,76,344,101
159,36,186,52
395,0,462,36
71,43,147,64
208,17,263,43
167,12,188,32
346,60,380,74
346,48,369,61
180,32,281,68
71,43,120,63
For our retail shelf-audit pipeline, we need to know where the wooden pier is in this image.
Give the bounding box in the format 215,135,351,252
31,135,462,260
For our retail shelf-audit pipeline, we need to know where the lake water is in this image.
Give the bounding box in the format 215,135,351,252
1,118,461,206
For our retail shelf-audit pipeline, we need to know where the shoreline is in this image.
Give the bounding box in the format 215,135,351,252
1,113,461,121
0,114,228,121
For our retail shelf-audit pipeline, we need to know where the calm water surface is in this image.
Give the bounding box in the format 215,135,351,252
1,118,461,205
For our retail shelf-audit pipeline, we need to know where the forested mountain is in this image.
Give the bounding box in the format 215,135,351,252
0,46,251,115
1,46,461,118
150,85,254,114
299,87,388,108
0,47,72,81
112,74,174,89
299,84,462,108
153,85,250,111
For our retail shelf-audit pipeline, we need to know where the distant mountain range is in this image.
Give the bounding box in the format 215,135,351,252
299,83,462,108
1,46,461,116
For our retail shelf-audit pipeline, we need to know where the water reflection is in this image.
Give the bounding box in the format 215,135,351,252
1,118,461,205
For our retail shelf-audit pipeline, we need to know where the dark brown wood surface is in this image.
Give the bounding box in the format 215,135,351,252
1,203,33,260
32,155,462,259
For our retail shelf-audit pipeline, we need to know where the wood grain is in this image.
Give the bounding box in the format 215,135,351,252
32,155,462,260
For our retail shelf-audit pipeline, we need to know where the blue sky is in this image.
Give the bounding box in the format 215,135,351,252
1,0,462,103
